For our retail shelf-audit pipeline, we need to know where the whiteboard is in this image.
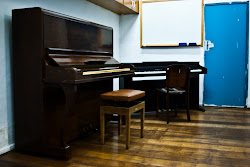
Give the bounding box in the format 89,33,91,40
141,0,203,47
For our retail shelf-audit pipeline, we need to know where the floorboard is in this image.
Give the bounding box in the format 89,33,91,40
0,107,250,167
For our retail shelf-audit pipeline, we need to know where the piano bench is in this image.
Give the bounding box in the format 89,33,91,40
100,89,145,149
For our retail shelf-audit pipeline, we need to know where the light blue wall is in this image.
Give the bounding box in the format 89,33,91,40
0,0,120,154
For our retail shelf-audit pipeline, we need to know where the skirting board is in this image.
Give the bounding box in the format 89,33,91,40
0,144,15,155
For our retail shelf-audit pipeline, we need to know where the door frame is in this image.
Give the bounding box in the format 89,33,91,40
204,2,249,107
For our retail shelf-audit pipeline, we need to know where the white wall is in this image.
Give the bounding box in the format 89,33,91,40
0,0,120,155
119,0,250,107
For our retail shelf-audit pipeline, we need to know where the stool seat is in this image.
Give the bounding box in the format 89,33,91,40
100,89,145,102
100,89,145,149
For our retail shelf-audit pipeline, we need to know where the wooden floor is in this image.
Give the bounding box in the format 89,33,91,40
1,107,250,167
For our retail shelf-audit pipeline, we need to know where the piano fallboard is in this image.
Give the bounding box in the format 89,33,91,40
45,65,134,84
45,48,135,84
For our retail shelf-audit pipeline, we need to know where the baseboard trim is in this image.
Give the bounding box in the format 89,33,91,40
0,144,15,155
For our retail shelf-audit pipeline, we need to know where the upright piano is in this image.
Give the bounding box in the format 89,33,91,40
120,62,207,111
12,7,134,159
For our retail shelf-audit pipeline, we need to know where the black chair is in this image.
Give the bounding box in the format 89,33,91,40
156,65,190,124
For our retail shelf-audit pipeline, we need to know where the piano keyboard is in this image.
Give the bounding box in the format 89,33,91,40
133,76,166,81
135,69,202,75
190,69,202,73
133,69,203,81
82,68,130,75
135,71,166,75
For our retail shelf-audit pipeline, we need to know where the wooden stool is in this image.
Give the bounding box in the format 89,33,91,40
100,89,145,149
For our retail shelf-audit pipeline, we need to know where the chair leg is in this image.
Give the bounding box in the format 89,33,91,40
166,94,170,124
118,114,121,135
174,95,178,117
156,91,159,117
141,106,145,138
100,109,105,144
186,93,190,122
126,114,131,149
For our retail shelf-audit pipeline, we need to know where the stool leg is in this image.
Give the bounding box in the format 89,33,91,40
166,93,170,124
174,95,178,117
141,106,145,138
118,114,121,135
186,92,190,122
100,109,105,145
156,91,159,117
126,114,131,149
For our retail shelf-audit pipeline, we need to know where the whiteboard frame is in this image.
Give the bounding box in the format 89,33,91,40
140,0,204,47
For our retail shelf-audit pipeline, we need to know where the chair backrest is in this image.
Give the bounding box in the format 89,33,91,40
166,65,190,89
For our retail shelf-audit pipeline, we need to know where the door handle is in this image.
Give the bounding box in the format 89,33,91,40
205,40,214,51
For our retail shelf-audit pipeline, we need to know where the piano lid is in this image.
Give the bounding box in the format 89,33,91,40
43,10,113,54
46,48,119,67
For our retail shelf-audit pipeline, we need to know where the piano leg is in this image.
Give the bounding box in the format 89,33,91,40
59,84,77,159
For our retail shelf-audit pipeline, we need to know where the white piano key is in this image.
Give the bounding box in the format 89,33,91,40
82,68,130,75
190,69,202,72
135,71,166,75
133,76,166,81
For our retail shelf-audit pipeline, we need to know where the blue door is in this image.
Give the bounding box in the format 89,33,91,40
204,3,248,107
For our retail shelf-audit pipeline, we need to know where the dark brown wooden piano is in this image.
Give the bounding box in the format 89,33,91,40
12,7,134,159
